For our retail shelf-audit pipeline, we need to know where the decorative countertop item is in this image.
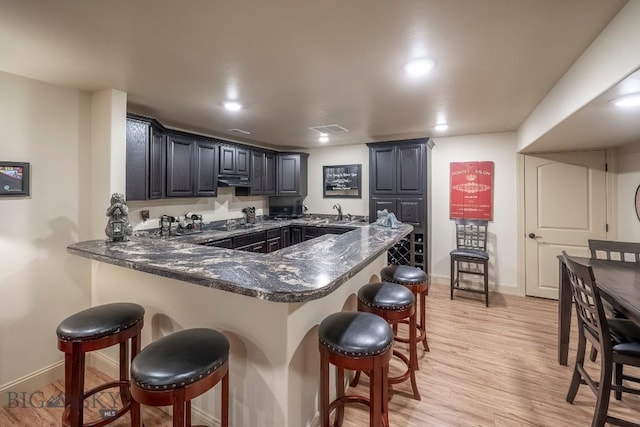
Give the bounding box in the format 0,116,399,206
105,193,132,242
376,209,402,228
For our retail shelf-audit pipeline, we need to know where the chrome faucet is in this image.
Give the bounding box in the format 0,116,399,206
332,203,343,221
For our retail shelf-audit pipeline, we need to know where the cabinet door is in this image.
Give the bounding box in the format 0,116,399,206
250,151,264,195
149,128,165,199
166,135,194,197
281,227,291,248
236,147,250,175
125,119,150,201
278,154,300,195
194,141,217,196
370,146,396,195
369,198,398,221
290,226,303,244
219,145,236,174
264,153,276,195
397,198,423,227
266,238,281,253
396,144,424,195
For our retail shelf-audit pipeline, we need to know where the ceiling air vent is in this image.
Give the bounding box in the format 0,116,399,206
228,128,251,135
309,124,349,134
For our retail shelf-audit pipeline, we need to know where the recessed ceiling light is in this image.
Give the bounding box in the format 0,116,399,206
404,58,435,77
612,93,640,108
223,101,243,111
318,133,329,143
434,124,449,132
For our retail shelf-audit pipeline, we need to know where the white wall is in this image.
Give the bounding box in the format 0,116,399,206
304,144,369,216
430,132,519,291
0,71,92,386
616,141,640,241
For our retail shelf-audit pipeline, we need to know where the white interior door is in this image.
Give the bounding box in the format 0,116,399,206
524,151,607,299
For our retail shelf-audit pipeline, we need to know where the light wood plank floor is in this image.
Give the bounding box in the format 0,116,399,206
3,283,640,426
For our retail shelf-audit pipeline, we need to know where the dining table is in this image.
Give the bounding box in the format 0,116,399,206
557,256,640,365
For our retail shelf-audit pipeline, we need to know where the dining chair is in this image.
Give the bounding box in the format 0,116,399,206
450,219,489,306
562,251,640,427
588,239,640,361
589,239,640,262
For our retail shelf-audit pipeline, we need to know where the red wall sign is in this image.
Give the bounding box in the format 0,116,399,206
450,161,494,220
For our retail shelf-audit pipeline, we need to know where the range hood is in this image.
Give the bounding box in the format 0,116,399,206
217,175,251,187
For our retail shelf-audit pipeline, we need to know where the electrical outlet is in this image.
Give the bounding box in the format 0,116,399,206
141,210,150,221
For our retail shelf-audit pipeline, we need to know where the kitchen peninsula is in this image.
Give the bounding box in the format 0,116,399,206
68,221,412,427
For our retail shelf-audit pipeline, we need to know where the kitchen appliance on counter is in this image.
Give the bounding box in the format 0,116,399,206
267,196,303,219
241,207,256,224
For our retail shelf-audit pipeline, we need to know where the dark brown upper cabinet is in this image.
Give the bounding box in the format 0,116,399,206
166,134,196,197
126,116,165,201
370,142,424,196
219,144,249,175
194,140,218,197
277,153,308,197
249,151,277,196
166,134,218,197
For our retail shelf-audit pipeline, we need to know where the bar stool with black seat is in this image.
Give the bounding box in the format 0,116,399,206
130,328,229,427
56,302,145,427
351,281,420,400
380,264,430,352
562,252,640,427
319,311,394,427
450,219,490,307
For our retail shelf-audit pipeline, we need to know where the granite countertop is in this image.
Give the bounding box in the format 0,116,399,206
67,221,412,303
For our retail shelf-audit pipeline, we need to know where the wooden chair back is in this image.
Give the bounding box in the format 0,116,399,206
455,219,488,251
589,239,640,262
561,251,611,357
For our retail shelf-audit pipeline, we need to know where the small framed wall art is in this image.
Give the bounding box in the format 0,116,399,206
323,164,362,198
0,161,30,196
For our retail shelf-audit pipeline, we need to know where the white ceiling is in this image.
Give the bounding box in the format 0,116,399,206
0,0,630,150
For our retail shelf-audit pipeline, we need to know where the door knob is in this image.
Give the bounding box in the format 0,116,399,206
528,233,541,239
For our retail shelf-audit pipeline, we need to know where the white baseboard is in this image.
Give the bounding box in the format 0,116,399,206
430,274,521,296
0,360,65,406
87,351,219,426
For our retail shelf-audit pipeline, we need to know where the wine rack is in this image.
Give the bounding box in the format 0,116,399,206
413,232,425,272
386,232,427,274
387,236,411,265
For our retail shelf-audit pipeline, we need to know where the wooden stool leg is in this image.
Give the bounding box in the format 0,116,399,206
130,328,142,427
65,343,85,427
409,309,421,401
186,400,191,426
370,360,382,427
335,367,345,427
381,359,390,427
119,340,130,407
419,289,429,352
321,349,330,427
173,389,185,427
221,369,229,427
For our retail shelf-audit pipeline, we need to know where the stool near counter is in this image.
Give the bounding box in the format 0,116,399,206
319,311,394,427
381,265,429,353
56,302,145,427
351,281,420,400
130,328,229,427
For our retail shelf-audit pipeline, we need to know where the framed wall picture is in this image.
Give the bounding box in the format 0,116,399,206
450,161,494,220
323,164,361,198
0,161,30,196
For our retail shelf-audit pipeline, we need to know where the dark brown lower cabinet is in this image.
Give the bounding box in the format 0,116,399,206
290,226,304,245
266,238,281,253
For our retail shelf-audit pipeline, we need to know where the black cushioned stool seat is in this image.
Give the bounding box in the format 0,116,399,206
56,302,145,427
352,282,420,400
130,328,229,427
319,311,394,427
381,265,430,353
